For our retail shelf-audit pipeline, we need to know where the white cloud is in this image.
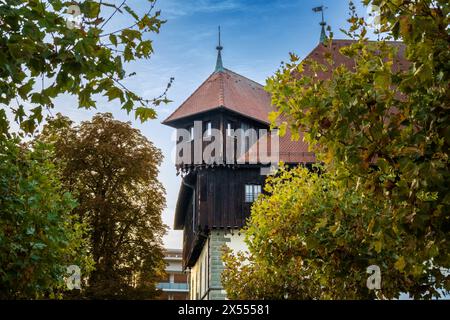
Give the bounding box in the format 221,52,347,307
162,0,247,18
160,0,305,19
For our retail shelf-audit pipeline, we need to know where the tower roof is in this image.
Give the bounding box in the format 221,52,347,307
162,68,272,126
163,26,275,126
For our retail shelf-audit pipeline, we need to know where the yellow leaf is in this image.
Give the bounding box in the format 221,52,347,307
315,217,328,231
367,218,375,233
268,111,280,124
392,224,399,235
278,122,287,137
329,222,340,236
374,241,382,253
394,256,406,272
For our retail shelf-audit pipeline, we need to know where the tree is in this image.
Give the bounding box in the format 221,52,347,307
223,0,449,299
223,165,441,299
39,113,167,299
0,0,172,135
0,134,93,299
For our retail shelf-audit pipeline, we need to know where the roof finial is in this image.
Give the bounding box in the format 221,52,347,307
215,26,224,72
312,5,328,43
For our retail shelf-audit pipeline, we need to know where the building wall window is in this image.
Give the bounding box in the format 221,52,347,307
190,126,194,141
245,184,261,203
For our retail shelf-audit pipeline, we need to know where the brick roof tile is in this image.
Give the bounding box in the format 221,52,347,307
162,68,272,125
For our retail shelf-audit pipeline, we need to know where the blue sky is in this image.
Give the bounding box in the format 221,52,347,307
15,0,372,248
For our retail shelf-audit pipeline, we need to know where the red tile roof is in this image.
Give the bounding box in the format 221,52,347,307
162,68,273,125
279,131,316,163
236,130,316,164
301,39,408,80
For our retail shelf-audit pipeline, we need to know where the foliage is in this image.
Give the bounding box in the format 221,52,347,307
38,113,167,299
0,135,93,299
223,0,449,299
223,165,449,299
0,0,172,134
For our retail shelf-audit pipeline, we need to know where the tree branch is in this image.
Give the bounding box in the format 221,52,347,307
99,0,158,38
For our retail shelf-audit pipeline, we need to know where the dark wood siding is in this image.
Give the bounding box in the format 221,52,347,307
182,192,194,265
175,109,270,267
197,167,265,230
180,163,310,267
174,109,268,168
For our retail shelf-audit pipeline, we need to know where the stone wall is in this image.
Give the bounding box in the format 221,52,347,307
208,231,230,300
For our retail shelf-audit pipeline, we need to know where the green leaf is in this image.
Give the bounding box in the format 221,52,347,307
374,72,391,90
135,107,156,122
18,79,35,99
105,87,124,103
81,1,101,18
26,226,35,235
124,5,139,20
122,99,133,113
109,34,118,47
14,105,26,123
137,40,153,57
32,242,47,250
123,45,133,62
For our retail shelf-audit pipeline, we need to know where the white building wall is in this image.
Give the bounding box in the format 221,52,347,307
189,238,209,300
188,230,248,300
224,232,247,253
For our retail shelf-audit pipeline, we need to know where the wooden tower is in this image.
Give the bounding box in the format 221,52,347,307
162,28,314,300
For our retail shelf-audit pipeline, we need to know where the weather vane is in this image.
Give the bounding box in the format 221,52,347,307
217,26,223,52
312,5,328,43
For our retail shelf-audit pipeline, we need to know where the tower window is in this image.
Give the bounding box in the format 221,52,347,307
245,184,261,203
